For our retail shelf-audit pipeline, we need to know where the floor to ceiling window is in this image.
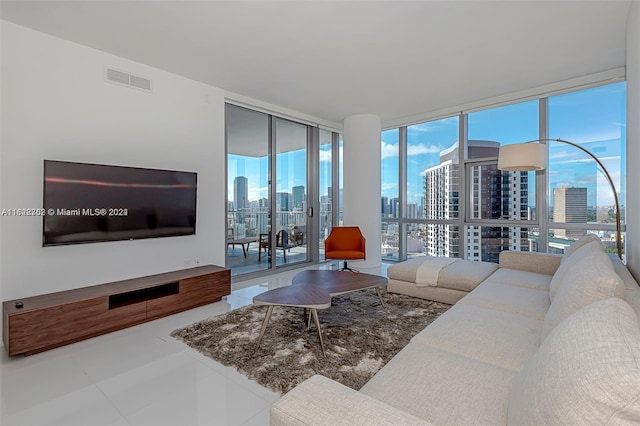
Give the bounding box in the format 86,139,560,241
466,100,539,262
547,82,626,255
226,104,341,276
226,105,271,274
381,81,626,263
381,129,400,260
407,117,459,259
319,129,333,261
274,118,308,267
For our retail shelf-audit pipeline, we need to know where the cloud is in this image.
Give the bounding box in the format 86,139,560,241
319,145,343,163
382,141,444,159
319,148,332,162
381,142,399,159
407,143,443,156
407,117,458,133
381,182,397,191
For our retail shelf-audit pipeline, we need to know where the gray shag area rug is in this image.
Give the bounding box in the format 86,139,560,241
171,286,450,394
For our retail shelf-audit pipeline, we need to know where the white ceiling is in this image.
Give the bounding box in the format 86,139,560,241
0,1,632,127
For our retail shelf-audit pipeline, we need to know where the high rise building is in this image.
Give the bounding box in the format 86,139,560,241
277,192,291,211
292,185,305,210
388,197,399,218
381,196,389,216
553,187,588,238
233,176,248,210
424,140,530,262
407,202,418,219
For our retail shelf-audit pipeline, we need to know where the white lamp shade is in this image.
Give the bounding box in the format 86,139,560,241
497,143,547,171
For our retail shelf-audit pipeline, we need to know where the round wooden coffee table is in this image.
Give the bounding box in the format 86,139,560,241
292,270,387,307
253,283,331,357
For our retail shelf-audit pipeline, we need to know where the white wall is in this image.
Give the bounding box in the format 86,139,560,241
0,22,226,311
626,1,640,278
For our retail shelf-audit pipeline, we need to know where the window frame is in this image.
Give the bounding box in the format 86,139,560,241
381,81,626,262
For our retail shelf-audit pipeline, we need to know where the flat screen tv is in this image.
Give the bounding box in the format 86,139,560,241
43,160,197,246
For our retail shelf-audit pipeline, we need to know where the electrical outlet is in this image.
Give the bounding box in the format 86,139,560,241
195,258,201,266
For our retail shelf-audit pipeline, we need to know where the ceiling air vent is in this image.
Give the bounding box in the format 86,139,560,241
105,67,152,93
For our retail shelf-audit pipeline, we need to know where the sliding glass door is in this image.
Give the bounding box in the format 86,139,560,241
318,129,333,261
226,104,340,276
274,118,309,267
226,105,271,274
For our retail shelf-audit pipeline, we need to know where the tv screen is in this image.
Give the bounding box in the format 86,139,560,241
43,160,197,246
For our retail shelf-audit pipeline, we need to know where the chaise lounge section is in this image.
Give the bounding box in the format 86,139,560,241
270,235,640,425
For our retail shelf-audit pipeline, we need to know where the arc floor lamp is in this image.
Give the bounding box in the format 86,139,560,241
497,138,622,259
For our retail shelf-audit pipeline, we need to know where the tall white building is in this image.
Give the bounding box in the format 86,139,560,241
553,187,588,238
424,141,530,262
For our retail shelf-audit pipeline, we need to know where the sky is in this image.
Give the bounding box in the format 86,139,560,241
381,81,626,209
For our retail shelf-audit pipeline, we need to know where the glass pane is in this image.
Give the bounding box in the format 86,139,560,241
464,225,533,263
319,129,332,261
407,116,459,220
226,105,270,275
381,129,399,218
275,118,308,267
425,225,460,258
338,138,344,226
406,222,428,258
468,165,532,221
468,100,539,220
548,229,621,256
548,83,626,231
381,221,399,260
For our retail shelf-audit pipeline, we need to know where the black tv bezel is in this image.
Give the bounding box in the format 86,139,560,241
42,160,198,247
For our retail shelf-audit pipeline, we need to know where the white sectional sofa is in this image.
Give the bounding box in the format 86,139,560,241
270,236,640,425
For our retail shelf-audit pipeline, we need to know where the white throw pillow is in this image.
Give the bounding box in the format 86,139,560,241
542,250,625,341
508,298,640,425
561,233,603,263
549,239,604,301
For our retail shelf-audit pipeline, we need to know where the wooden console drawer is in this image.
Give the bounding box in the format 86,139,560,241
7,297,147,356
3,265,230,356
147,269,230,319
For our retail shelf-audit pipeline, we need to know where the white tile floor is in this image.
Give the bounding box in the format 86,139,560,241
0,263,389,426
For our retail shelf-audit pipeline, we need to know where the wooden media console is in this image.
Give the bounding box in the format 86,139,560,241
2,265,230,356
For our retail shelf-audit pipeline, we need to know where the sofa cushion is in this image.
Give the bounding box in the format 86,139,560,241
498,251,562,275
542,250,625,341
508,298,640,425
484,268,551,292
411,303,542,371
626,290,640,326
561,233,603,263
386,257,432,282
611,253,640,291
458,281,550,320
549,239,604,301
271,375,433,426
437,260,499,292
386,257,498,292
361,344,515,425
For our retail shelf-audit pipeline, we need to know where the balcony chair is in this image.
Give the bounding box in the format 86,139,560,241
292,225,306,246
258,230,293,263
325,226,366,272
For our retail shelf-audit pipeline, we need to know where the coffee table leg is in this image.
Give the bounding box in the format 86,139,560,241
256,305,274,349
375,287,386,308
311,308,327,358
